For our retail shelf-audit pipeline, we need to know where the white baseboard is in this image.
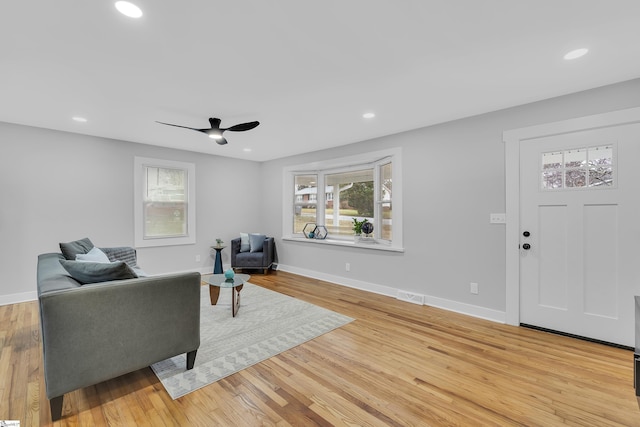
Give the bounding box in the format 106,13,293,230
276,264,506,324
0,291,38,306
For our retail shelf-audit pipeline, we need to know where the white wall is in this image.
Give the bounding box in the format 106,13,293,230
261,78,640,321
0,123,263,303
3,79,640,317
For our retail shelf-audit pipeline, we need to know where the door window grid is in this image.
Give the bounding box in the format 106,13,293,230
541,145,614,190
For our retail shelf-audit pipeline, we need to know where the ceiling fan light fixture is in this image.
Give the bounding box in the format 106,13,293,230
208,133,223,140
563,48,588,60
115,1,143,18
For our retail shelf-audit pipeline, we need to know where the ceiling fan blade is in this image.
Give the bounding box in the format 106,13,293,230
225,121,260,132
215,136,228,145
156,121,201,131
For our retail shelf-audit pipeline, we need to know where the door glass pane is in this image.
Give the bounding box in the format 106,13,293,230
294,175,317,233
588,145,614,187
565,169,587,188
542,170,563,190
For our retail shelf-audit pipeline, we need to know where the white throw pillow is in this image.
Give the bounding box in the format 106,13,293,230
240,232,250,252
75,246,111,263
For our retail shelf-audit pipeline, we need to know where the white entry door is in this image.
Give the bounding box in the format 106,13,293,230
520,123,640,347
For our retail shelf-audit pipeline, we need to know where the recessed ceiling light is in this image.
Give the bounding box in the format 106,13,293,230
563,48,588,60
362,112,375,119
72,116,87,123
115,1,143,18
243,148,252,152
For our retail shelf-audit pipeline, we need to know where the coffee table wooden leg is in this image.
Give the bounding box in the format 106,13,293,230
209,285,220,305
232,284,244,317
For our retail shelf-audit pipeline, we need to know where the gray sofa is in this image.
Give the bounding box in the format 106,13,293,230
37,246,201,421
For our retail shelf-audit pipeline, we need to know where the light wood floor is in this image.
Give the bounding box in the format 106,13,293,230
1,270,638,426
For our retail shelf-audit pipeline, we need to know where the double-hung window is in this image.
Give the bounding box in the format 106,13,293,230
285,148,402,250
134,157,196,247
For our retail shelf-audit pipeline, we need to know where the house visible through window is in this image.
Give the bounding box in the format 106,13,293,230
134,157,196,247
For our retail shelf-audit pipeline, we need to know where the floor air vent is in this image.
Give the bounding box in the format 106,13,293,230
396,291,425,305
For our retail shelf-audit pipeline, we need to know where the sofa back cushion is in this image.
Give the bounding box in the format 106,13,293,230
59,238,94,260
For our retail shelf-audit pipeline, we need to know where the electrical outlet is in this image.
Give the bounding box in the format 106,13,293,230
345,262,350,272
490,213,506,224
470,282,479,294
195,255,201,262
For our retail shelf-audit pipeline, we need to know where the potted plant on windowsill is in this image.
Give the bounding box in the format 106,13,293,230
352,218,368,241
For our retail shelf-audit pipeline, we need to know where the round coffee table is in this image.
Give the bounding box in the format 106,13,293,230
204,273,250,317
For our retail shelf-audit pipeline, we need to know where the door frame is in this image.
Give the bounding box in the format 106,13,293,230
503,107,640,326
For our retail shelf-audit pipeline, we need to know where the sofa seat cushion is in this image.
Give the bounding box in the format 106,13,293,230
234,252,265,268
59,260,138,285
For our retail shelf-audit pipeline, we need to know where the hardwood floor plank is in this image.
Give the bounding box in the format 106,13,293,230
1,270,638,426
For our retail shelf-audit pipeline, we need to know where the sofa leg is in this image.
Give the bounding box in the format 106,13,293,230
50,395,63,421
186,350,197,370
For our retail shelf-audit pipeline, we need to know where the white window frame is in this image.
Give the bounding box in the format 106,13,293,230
134,156,196,248
283,147,403,252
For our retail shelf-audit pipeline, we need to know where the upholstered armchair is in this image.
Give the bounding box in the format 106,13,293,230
230,235,275,274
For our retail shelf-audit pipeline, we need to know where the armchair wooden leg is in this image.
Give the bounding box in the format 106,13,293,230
186,350,197,370
50,395,64,421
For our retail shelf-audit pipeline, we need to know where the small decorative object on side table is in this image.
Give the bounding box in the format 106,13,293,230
211,241,226,274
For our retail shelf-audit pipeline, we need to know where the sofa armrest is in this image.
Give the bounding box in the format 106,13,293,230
39,272,201,399
262,237,274,265
230,238,241,266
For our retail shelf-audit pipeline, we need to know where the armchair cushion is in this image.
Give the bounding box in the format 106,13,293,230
59,237,94,260
240,232,250,252
59,259,138,285
249,233,266,253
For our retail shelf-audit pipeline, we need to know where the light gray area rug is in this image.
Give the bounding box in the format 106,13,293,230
151,282,354,399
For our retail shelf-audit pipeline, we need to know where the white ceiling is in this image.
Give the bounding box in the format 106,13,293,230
2,1,640,161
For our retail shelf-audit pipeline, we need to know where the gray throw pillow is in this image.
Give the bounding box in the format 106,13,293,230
59,259,138,285
249,233,266,253
60,237,94,260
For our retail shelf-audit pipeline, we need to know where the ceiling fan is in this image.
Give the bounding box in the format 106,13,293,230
156,117,259,145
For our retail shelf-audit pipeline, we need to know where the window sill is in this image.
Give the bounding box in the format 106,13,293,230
282,236,405,253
